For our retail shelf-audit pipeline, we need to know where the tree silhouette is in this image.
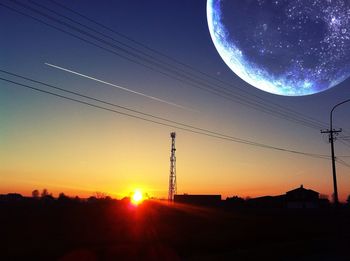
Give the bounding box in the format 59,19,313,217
41,189,50,197
32,189,40,199
41,189,53,200
94,192,107,199
59,192,67,198
58,192,69,202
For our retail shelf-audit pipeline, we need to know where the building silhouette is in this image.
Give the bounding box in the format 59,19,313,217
285,185,320,208
247,185,327,208
174,194,221,206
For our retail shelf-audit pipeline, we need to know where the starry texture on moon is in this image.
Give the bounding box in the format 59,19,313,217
207,0,350,96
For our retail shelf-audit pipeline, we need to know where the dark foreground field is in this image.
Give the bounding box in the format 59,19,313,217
1,199,350,260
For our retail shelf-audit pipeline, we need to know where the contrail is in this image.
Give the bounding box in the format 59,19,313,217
45,62,195,111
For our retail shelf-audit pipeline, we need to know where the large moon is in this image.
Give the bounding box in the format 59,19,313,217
207,0,350,96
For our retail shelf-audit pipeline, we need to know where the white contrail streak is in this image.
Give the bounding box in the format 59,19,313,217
45,62,194,111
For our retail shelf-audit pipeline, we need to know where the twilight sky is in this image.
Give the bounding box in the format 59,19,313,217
1,0,349,200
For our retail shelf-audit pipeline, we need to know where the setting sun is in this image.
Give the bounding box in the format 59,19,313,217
131,190,143,205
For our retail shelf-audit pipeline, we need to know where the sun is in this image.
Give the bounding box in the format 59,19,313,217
131,189,143,205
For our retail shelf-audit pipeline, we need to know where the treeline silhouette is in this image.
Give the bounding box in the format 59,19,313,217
1,190,350,260
0,189,121,204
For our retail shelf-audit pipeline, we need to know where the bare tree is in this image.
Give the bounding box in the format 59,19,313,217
94,192,107,199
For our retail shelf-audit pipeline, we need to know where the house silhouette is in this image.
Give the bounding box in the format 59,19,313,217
285,185,320,208
247,185,326,208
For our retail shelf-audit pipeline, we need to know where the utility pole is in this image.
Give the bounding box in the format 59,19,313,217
321,98,350,205
321,128,342,205
168,132,177,201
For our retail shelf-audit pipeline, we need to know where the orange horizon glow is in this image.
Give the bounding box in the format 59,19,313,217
0,184,349,203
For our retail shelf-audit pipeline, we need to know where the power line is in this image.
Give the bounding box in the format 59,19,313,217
336,158,350,169
2,1,348,160
46,0,330,129
1,0,329,131
339,140,350,150
0,69,269,144
0,75,332,160
7,1,347,136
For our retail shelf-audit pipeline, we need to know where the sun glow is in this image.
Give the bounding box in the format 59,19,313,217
131,189,143,205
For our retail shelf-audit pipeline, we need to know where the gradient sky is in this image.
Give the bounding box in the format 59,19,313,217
1,0,349,201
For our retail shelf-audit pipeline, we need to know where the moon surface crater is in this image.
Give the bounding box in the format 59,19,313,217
207,0,350,96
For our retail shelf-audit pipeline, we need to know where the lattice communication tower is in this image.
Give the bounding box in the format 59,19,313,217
168,132,177,201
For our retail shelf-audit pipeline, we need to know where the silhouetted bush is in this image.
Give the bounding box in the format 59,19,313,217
226,196,245,203
73,196,81,202
104,195,112,201
87,196,97,203
41,194,55,203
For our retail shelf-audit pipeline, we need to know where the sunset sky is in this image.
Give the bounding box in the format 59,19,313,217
1,0,349,201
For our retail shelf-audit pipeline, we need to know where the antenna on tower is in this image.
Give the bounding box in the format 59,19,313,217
168,132,177,201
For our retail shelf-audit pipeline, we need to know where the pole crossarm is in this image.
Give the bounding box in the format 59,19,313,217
321,129,342,142
321,129,342,133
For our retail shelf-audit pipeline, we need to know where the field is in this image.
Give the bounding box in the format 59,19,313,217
1,199,350,260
